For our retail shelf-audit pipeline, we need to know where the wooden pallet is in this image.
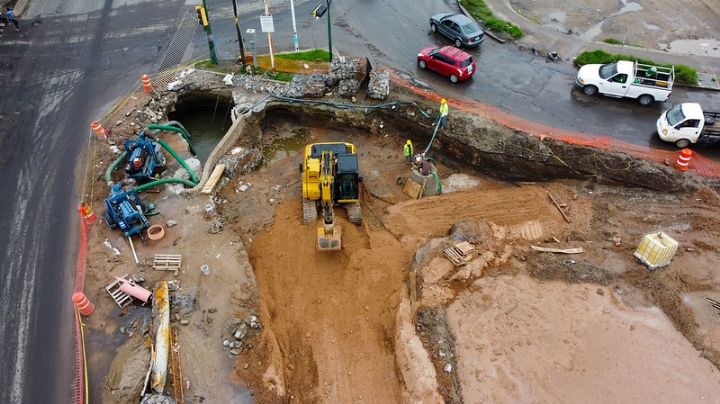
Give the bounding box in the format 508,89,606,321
403,177,426,199
105,275,133,308
154,254,182,275
443,241,476,267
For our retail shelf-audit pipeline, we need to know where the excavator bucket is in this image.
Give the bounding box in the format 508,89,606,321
317,224,342,251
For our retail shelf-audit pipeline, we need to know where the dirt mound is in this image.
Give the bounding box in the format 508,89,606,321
248,200,412,402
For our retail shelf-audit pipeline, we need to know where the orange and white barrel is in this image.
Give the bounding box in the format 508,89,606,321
78,203,97,225
90,121,107,140
72,292,95,316
674,148,692,172
141,74,154,93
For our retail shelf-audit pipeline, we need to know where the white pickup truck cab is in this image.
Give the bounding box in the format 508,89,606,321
575,60,674,106
657,103,720,148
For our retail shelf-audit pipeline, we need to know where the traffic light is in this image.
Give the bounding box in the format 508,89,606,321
195,5,208,27
311,4,327,19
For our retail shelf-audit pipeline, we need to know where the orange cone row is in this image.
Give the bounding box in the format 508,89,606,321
674,148,692,172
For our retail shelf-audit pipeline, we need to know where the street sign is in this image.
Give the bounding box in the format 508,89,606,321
260,15,274,33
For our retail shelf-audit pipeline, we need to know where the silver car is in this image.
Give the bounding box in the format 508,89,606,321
430,13,485,48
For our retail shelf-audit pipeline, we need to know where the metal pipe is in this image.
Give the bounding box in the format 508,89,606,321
151,281,170,393
290,0,299,51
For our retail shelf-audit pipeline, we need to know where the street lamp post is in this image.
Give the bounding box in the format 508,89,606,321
313,0,333,61
290,0,299,52
201,0,218,64
230,0,247,64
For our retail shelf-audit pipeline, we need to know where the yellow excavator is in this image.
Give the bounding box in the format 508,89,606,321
301,142,362,251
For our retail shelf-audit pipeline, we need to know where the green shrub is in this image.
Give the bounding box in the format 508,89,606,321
460,0,524,39
574,49,698,85
602,38,623,45
275,49,331,62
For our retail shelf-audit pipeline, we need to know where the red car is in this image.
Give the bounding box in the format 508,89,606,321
417,46,476,83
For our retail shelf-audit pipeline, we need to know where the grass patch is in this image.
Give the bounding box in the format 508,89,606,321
193,59,235,74
575,49,698,85
459,0,524,39
602,37,642,47
275,49,331,62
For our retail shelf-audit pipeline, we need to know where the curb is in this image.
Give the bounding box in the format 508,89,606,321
12,0,29,17
456,1,506,44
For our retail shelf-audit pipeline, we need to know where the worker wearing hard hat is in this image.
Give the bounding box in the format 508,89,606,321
438,98,449,129
403,139,414,161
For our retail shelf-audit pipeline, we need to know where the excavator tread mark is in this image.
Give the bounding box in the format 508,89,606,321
346,203,362,225
303,199,317,224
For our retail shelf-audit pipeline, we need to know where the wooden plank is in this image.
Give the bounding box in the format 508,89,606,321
201,164,226,194
403,178,423,199
531,245,584,254
455,241,475,255
547,191,571,223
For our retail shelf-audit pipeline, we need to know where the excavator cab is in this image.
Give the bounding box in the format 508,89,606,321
301,142,362,251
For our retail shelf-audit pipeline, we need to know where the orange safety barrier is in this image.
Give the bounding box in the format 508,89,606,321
77,203,97,225
674,148,692,171
72,292,95,316
71,218,89,403
90,121,107,140
388,71,720,179
141,74,154,93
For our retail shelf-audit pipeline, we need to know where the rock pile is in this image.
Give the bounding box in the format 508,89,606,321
223,314,262,356
368,68,390,100
329,56,370,98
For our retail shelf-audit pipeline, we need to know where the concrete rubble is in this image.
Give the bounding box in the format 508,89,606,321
368,68,390,100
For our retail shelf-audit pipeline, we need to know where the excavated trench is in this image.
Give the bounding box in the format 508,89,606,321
168,92,234,164
198,88,717,401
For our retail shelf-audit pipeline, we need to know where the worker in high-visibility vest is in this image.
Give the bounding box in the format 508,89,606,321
403,139,414,161
438,98,449,129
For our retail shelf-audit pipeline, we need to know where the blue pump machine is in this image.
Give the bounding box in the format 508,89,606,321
104,183,150,238
124,131,167,183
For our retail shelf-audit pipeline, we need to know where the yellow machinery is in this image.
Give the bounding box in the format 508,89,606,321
301,142,362,251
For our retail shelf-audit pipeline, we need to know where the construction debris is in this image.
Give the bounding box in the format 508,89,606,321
547,191,571,223
443,241,476,266
531,245,584,254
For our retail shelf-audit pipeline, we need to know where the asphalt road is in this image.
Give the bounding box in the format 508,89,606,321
207,0,719,157
0,0,187,402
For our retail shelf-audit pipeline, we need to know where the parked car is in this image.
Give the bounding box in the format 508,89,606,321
575,60,674,106
429,13,485,48
657,103,720,148
417,46,476,83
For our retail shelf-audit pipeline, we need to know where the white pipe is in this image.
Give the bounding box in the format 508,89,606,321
151,281,170,393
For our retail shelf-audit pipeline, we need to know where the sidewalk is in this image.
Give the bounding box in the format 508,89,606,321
475,0,719,89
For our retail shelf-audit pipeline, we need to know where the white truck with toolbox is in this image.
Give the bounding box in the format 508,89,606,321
657,103,720,148
575,60,674,106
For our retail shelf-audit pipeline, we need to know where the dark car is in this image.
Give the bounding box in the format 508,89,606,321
430,13,485,48
417,45,476,83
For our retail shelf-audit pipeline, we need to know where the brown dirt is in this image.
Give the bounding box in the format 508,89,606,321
84,76,720,404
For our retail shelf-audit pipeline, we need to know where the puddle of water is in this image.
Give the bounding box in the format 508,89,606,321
169,94,234,164
663,38,720,57
580,1,643,41
261,133,308,166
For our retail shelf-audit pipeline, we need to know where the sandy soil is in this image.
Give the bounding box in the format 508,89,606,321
83,76,720,404
509,0,720,54
447,274,720,403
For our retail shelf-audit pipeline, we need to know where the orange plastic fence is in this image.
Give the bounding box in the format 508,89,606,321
71,218,89,403
389,71,720,179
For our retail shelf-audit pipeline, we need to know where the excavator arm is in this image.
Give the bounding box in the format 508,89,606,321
317,150,342,251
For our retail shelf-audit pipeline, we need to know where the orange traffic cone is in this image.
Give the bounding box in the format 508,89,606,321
674,148,692,172
141,74,154,93
72,292,95,316
78,203,97,226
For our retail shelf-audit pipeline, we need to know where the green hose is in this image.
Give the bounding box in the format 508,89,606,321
164,121,191,139
105,151,128,183
148,124,196,155
133,177,197,192
157,139,199,185
430,171,443,194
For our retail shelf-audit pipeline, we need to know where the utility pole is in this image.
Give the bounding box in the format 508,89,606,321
200,0,218,64
231,0,246,64
262,0,275,70
326,0,332,61
290,0,299,52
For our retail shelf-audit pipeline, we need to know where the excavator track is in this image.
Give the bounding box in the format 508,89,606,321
346,203,362,225
303,199,317,224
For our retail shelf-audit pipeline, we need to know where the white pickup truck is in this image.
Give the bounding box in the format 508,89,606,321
575,60,674,106
657,103,720,148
